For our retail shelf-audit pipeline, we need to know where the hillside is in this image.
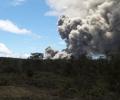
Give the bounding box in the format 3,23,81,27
0,56,120,100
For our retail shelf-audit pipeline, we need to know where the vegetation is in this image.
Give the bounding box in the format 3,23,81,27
29,53,43,60
0,54,120,100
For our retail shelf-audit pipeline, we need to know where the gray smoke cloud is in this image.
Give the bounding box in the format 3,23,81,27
46,0,120,58
44,46,71,59
44,46,58,59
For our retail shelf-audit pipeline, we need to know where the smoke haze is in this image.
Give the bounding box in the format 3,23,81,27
47,0,120,58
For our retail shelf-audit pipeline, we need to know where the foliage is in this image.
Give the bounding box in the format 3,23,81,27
0,54,120,99
29,53,43,60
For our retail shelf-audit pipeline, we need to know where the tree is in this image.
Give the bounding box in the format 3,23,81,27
29,53,43,60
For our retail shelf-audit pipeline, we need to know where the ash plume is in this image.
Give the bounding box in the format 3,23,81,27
55,0,120,58
44,46,58,59
44,46,71,59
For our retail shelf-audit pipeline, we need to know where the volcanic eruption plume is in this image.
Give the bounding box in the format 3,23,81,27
47,0,120,58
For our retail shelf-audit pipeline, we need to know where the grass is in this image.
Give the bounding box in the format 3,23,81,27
0,56,120,100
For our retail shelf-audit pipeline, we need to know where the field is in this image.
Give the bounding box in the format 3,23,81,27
0,56,120,100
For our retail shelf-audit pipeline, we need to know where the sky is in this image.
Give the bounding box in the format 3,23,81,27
0,0,66,58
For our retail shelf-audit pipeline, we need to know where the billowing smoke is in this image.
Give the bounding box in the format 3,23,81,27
44,46,71,59
53,50,71,59
46,0,120,59
55,0,120,58
44,46,58,59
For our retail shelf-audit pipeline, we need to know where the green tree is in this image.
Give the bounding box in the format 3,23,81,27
29,53,43,60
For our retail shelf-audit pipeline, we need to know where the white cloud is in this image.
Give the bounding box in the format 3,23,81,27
0,19,32,35
11,0,27,6
0,43,12,57
0,42,30,58
12,53,30,59
45,0,90,17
